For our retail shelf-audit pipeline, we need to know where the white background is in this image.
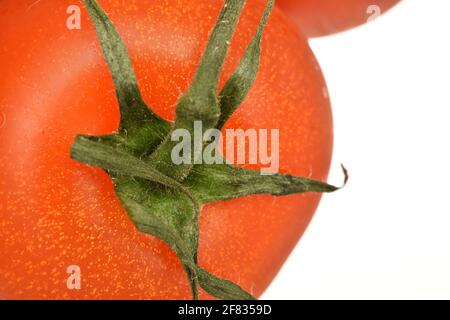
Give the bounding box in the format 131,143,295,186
264,0,450,300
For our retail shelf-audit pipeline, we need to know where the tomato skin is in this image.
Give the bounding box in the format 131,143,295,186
0,0,332,299
277,0,400,37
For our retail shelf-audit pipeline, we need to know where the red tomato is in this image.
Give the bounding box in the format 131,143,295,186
277,0,401,37
0,0,332,299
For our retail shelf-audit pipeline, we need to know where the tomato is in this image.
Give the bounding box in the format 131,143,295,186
0,0,332,299
277,0,401,37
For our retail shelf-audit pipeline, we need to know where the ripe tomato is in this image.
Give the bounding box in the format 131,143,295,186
0,0,332,299
277,0,401,37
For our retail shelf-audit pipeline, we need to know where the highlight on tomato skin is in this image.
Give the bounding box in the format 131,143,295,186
0,0,333,299
276,0,401,38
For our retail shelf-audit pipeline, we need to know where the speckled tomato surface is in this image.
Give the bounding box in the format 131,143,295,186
277,0,400,37
0,0,332,299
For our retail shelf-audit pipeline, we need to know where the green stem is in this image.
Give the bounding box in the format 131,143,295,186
82,0,170,147
71,135,200,217
217,0,274,129
147,0,247,181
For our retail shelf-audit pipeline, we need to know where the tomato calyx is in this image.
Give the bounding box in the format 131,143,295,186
71,0,345,300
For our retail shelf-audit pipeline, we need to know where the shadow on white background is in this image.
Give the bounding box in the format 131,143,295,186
264,0,450,300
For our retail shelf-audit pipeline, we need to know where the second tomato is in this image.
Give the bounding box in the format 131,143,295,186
277,0,401,37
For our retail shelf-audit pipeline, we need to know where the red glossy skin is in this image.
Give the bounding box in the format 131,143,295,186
0,0,332,299
277,0,401,37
